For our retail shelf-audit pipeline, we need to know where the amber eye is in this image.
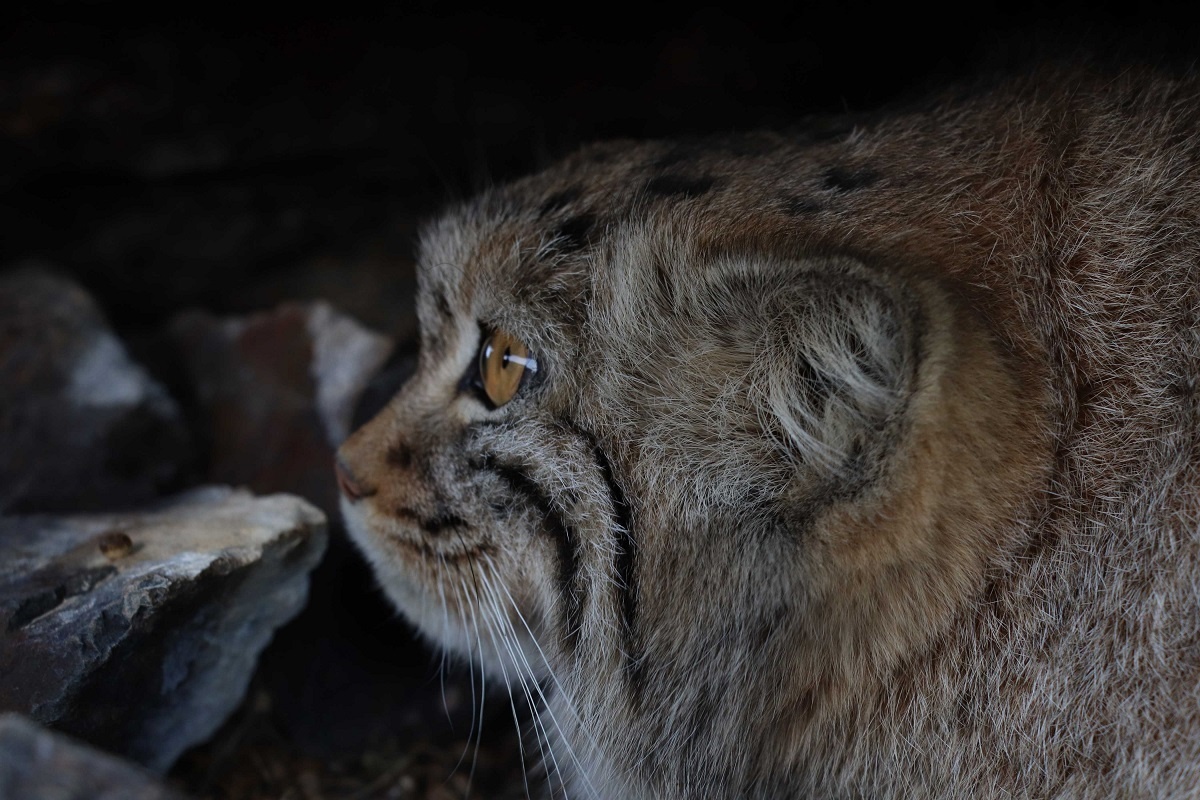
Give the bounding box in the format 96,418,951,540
479,330,537,407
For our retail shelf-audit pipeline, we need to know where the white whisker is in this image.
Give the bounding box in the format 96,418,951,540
435,566,453,722
480,555,605,799
477,568,571,799
475,566,541,800
459,573,489,797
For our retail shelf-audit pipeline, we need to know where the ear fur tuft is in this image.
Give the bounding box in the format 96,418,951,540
756,269,916,479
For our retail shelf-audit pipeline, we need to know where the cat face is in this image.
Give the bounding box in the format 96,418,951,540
336,137,1047,795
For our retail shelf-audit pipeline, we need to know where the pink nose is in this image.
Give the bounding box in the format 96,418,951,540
335,458,373,501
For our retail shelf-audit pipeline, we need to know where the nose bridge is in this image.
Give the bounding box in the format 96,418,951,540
383,370,464,444
337,372,460,484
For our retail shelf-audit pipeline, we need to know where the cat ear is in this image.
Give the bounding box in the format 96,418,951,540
749,264,917,483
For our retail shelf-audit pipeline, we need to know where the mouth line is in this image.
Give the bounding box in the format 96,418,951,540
388,529,497,564
393,506,471,536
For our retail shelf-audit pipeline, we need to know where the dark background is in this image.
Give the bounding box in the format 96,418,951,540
4,4,1194,338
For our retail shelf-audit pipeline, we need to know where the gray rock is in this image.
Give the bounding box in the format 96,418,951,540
0,487,327,772
0,713,185,800
0,267,193,513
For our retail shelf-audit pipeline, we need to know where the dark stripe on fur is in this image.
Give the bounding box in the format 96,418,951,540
551,213,595,253
491,462,585,651
434,289,452,319
821,166,879,193
783,195,824,215
392,506,469,536
654,261,675,306
423,513,468,536
386,442,413,468
557,419,643,698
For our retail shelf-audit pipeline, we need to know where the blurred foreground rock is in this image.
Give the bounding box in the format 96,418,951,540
0,713,184,800
0,487,326,772
0,267,193,513
169,301,395,511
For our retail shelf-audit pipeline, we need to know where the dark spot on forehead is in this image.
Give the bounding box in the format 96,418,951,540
822,167,879,194
783,196,824,215
551,213,596,253
645,174,718,199
539,186,583,217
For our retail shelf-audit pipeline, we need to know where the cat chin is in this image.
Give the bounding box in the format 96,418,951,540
339,496,551,687
340,499,433,621
407,602,554,692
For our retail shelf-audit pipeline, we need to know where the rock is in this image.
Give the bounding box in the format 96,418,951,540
0,487,327,772
168,301,394,512
0,713,185,800
0,267,193,514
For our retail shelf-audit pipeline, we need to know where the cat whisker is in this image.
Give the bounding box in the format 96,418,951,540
459,572,491,797
476,566,570,799
483,556,606,755
453,536,490,777
474,569,543,800
435,560,454,722
446,575,477,786
480,556,604,799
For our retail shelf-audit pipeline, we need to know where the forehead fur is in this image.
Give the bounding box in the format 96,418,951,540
414,129,881,325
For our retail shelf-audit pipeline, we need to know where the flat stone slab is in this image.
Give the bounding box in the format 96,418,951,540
0,487,327,772
0,713,184,799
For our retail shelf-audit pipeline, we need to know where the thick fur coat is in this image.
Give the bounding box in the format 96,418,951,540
338,66,1200,797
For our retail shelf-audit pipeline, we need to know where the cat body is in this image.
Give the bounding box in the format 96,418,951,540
338,67,1200,797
